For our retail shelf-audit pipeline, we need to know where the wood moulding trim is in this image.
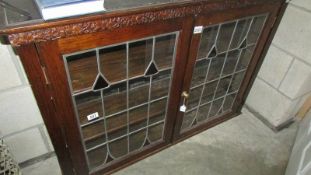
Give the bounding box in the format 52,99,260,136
7,0,279,46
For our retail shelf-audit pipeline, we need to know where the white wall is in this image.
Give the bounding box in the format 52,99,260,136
246,0,311,128
0,44,54,163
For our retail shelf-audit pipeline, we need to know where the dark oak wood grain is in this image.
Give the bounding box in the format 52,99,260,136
36,41,89,175
16,44,75,175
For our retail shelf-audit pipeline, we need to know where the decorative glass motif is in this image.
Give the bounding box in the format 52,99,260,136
145,61,159,76
93,75,109,91
181,14,267,132
64,32,179,170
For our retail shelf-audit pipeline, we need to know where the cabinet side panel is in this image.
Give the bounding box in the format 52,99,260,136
35,41,89,175
16,44,75,175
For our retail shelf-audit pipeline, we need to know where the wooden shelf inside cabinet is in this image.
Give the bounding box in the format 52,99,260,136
0,0,286,175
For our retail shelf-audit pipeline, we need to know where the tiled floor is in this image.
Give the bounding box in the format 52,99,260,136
22,108,298,175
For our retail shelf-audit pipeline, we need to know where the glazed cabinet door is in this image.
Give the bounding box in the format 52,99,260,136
174,4,282,139
35,18,192,175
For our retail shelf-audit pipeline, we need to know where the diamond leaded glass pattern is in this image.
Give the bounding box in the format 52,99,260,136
181,14,267,132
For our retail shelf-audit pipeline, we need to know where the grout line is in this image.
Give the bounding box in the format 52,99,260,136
256,76,295,101
38,125,53,152
0,84,31,95
292,90,311,101
277,56,295,89
289,3,311,14
262,46,311,100
1,124,44,139
272,43,311,68
19,152,56,169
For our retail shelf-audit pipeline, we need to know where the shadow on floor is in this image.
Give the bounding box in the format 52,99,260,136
22,108,298,175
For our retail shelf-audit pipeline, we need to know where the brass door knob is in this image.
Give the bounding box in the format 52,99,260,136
181,91,189,99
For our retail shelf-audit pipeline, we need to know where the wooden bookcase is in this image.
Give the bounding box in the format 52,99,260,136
0,0,286,174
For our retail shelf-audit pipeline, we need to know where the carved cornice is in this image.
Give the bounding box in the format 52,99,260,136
8,0,275,46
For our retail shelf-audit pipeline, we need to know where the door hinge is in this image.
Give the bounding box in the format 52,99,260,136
60,127,69,149
50,97,57,112
41,66,51,85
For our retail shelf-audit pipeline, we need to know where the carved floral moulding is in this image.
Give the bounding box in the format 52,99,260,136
6,0,277,46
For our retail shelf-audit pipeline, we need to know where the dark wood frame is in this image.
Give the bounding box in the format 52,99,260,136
0,0,286,174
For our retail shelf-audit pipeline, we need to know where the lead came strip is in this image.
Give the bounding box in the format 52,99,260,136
204,21,238,119
63,31,179,170
181,14,268,132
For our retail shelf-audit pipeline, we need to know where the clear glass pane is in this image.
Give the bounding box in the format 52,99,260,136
206,53,226,81
75,91,103,126
188,86,203,110
223,93,237,112
148,122,164,142
190,59,210,87
236,45,255,71
222,50,241,76
103,82,127,116
82,121,105,141
149,98,167,125
129,39,153,78
129,105,148,132
230,18,252,49
106,112,127,140
215,75,232,98
154,34,176,69
66,51,98,93
197,103,211,123
87,145,107,170
129,77,150,108
99,45,127,83
4,6,32,24
201,80,218,104
129,130,147,152
229,71,246,93
216,22,236,53
151,70,171,100
181,109,196,131
247,15,267,44
209,98,225,118
85,136,106,150
109,137,128,158
197,26,219,60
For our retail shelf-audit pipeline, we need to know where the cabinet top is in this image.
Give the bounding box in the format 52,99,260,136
0,0,284,46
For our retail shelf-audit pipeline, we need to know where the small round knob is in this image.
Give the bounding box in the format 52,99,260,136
182,91,189,99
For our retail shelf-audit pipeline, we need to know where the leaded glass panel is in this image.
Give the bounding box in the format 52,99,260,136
181,14,267,132
63,32,179,170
